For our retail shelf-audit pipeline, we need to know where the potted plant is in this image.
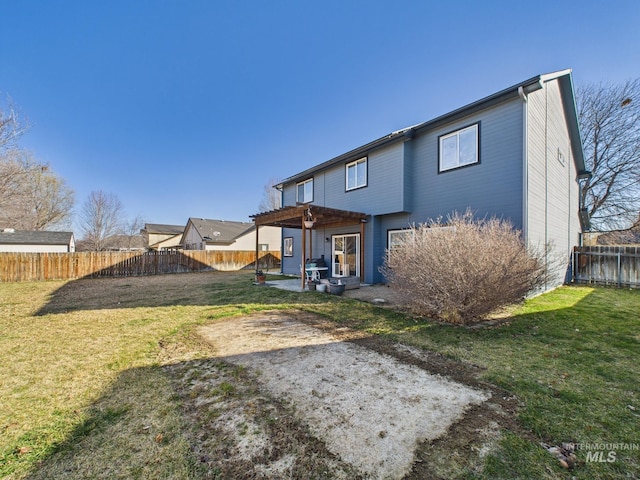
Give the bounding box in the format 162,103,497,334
255,270,266,284
328,280,345,296
307,279,317,291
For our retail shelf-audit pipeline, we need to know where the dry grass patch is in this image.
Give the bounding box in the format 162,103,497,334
0,274,225,479
4,271,635,479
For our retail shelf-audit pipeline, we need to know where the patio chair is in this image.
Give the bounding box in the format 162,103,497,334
301,264,313,282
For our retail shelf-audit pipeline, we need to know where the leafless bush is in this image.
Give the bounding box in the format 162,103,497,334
380,211,547,324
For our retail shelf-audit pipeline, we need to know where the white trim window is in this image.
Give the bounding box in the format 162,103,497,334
296,178,313,203
439,123,479,172
346,157,367,190
387,229,413,251
283,237,293,257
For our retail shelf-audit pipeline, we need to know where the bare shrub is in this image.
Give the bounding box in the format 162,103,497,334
380,211,547,324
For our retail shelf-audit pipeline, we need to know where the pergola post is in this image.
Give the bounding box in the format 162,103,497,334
254,224,259,279
360,220,365,283
301,215,306,290
249,205,368,290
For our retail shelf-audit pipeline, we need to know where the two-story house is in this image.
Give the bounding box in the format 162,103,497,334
252,69,589,290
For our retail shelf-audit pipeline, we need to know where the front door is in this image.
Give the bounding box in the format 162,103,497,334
332,234,359,277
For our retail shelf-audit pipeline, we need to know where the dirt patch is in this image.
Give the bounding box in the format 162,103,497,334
342,283,408,306
197,311,492,479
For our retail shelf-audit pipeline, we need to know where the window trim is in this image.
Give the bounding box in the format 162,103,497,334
283,237,293,257
296,178,314,203
387,228,413,251
438,122,480,173
345,157,368,191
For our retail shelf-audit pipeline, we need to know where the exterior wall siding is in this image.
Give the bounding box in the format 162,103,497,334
278,76,582,289
526,79,582,287
407,98,524,228
281,227,302,274
182,225,203,250
282,143,407,215
281,99,526,283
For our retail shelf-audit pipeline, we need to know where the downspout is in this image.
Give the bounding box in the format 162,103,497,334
518,86,529,242
544,84,549,290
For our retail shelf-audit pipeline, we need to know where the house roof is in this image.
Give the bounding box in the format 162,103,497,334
0,229,74,245
278,69,587,186
144,223,184,235
187,218,255,245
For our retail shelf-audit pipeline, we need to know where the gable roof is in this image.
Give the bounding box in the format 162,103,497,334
0,230,74,246
144,223,184,235
187,218,255,245
279,69,587,186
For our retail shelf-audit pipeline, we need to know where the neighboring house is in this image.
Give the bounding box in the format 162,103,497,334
0,229,76,253
585,225,640,246
142,223,184,250
182,218,281,252
253,69,589,289
106,234,147,251
75,234,146,252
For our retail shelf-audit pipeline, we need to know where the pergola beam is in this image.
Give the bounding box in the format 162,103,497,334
250,205,368,289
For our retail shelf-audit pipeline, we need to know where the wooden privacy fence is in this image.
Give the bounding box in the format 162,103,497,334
0,250,281,282
573,246,640,288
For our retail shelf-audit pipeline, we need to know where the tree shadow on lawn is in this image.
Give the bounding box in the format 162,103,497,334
16,311,524,480
27,276,640,478
17,341,367,479
35,271,315,315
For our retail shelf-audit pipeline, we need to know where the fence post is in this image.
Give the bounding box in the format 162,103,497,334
617,252,622,288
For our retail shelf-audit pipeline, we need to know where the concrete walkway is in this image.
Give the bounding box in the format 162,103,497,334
264,278,306,292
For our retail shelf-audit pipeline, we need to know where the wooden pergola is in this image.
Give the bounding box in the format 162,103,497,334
251,205,368,290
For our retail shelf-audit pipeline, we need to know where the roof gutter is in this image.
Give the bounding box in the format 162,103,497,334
279,129,407,186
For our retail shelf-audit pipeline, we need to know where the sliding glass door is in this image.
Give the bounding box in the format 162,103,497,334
332,234,359,277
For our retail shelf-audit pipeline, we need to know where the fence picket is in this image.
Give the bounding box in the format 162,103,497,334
573,246,640,288
0,250,281,282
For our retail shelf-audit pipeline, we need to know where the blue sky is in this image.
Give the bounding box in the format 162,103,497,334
2,1,639,231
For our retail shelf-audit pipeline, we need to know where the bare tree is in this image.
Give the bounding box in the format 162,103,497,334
577,79,640,230
0,151,74,230
1,97,73,230
258,177,282,212
0,95,28,154
121,213,146,250
79,191,125,251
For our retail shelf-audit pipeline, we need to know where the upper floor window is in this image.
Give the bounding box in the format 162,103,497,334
296,178,313,203
439,123,479,172
346,157,367,190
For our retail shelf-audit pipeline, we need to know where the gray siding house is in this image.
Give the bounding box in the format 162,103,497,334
253,70,589,289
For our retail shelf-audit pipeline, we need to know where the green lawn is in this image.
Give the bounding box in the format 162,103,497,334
1,272,638,479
